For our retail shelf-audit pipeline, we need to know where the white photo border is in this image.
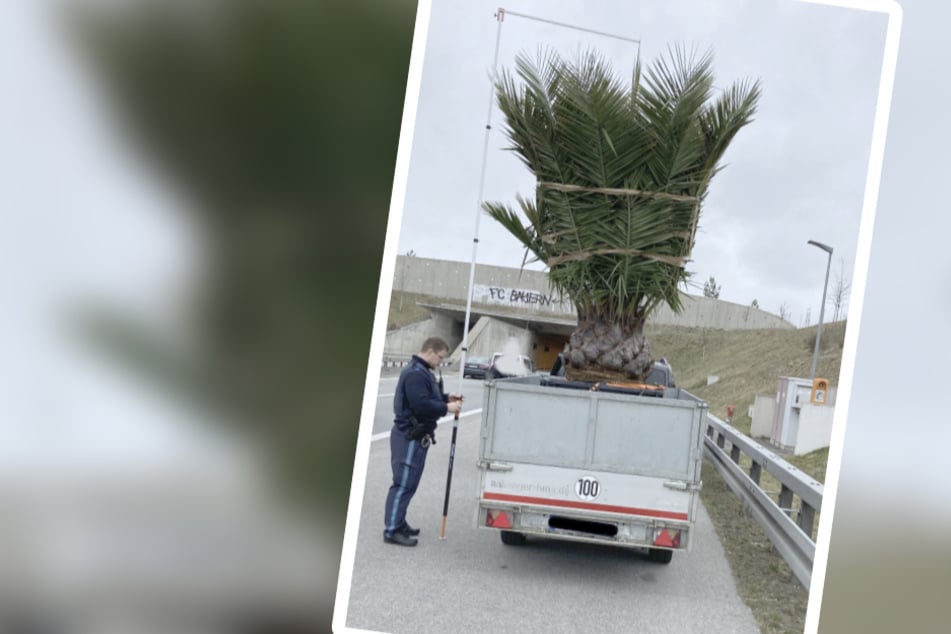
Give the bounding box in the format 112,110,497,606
332,2,905,632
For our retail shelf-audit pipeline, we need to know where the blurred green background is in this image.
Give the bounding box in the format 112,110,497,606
71,0,415,498
65,0,417,628
54,0,950,632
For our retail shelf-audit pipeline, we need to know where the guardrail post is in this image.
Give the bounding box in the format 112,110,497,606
778,485,794,517
798,502,816,536
716,433,726,449
730,444,741,464
749,461,762,486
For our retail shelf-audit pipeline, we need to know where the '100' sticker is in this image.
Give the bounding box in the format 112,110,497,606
575,476,600,500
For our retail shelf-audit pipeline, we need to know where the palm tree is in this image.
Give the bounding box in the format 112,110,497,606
483,46,760,382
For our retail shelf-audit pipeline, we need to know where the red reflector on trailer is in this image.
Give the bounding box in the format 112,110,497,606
653,528,681,548
486,509,512,529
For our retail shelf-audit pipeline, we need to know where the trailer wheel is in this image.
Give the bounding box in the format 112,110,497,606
648,548,673,564
500,531,526,546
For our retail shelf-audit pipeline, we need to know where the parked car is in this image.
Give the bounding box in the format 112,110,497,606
463,356,490,379
641,357,676,387
486,352,535,379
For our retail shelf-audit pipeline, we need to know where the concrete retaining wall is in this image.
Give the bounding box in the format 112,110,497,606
648,294,791,330
395,256,558,304
393,256,793,331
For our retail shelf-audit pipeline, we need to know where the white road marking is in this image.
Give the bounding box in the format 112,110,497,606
370,409,483,442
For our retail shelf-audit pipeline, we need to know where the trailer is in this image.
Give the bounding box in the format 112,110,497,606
475,374,707,563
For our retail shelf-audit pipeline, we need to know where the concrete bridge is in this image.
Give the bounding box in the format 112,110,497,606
386,256,792,369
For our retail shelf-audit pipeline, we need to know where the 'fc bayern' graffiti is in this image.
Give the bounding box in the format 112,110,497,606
474,284,567,309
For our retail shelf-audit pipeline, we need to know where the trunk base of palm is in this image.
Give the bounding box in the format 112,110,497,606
563,316,653,383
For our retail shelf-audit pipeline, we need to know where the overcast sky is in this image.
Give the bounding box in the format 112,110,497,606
396,0,888,325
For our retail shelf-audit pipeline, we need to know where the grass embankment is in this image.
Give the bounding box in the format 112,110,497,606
386,291,439,330
646,322,845,440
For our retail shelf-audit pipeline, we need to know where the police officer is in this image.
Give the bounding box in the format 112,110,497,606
384,336,463,546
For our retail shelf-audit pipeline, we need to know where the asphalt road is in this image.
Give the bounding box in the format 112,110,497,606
344,373,760,633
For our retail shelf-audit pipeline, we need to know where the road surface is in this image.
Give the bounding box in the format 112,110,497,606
342,372,760,633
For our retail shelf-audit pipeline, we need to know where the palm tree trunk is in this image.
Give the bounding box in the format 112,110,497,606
563,310,653,382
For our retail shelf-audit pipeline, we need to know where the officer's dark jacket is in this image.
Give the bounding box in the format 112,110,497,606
393,355,448,432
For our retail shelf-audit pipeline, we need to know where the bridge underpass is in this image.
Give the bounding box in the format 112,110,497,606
417,301,574,370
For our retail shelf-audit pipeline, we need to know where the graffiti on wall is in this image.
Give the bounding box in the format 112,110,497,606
473,284,571,312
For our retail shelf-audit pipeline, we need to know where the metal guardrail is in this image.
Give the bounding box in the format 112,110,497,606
702,413,823,590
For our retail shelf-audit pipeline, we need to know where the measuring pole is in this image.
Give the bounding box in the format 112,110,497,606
439,8,505,540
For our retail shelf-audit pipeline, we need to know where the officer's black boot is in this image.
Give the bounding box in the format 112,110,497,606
383,531,418,547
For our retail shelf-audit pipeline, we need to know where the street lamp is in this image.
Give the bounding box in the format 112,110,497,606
807,239,833,382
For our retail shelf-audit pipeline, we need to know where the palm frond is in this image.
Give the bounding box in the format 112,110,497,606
485,44,760,323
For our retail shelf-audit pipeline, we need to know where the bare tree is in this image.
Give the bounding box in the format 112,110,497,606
829,257,851,322
801,308,812,327
751,299,759,309
779,302,791,322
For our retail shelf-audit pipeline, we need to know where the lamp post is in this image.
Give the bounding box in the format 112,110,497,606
807,239,833,382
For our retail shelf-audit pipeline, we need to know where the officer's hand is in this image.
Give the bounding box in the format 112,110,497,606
447,400,462,415
449,394,464,402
